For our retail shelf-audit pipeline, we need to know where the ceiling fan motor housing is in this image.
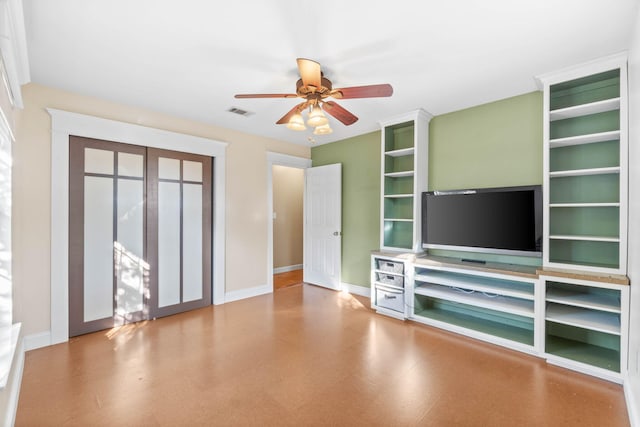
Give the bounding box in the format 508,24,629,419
296,77,333,99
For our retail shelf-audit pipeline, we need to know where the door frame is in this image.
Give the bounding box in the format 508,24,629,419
49,109,227,345
266,152,311,292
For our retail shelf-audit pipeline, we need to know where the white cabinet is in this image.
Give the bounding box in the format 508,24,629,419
379,109,432,252
371,252,414,319
537,53,628,275
541,273,629,382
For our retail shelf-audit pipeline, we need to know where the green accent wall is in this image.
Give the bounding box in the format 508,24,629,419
310,91,544,287
311,132,380,287
429,92,543,191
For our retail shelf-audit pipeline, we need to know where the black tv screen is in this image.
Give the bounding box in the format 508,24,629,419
421,185,542,257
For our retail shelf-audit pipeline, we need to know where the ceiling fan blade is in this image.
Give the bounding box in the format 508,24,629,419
234,93,298,99
322,101,358,126
331,84,393,99
297,58,321,90
276,101,308,124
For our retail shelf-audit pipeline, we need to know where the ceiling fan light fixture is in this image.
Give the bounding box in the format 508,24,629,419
307,105,328,127
287,113,306,131
313,123,333,135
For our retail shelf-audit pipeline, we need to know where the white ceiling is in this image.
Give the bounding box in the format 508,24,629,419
22,0,640,146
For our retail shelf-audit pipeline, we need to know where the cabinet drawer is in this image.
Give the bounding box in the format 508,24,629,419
376,286,405,313
375,272,404,288
376,259,404,274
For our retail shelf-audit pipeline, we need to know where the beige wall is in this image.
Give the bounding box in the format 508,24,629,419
272,165,303,269
13,83,310,336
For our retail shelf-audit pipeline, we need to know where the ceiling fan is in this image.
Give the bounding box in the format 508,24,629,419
234,58,393,135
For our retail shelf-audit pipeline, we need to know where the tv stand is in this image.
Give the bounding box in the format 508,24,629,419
411,255,540,354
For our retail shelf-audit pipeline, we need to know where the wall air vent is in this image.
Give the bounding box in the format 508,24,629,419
227,107,254,117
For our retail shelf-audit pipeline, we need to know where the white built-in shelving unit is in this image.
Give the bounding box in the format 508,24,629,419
379,109,432,252
537,53,628,275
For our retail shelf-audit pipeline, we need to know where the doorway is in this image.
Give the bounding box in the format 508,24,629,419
266,152,311,292
68,136,212,336
272,165,304,290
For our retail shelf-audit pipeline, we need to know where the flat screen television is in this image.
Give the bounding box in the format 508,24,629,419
421,185,542,257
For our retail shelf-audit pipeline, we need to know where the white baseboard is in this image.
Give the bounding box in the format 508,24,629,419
341,282,371,298
24,331,52,351
626,376,640,427
273,264,303,274
225,284,272,303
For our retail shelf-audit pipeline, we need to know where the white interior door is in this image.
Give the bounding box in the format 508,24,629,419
304,164,342,290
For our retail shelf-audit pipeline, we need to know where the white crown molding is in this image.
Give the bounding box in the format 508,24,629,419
0,0,31,108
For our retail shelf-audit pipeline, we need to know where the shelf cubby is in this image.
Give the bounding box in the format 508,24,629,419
384,175,413,196
548,239,620,270
550,139,619,172
384,153,414,175
546,332,620,372
383,196,413,220
549,173,619,204
414,295,534,346
384,121,414,152
549,110,619,140
549,69,620,110
549,206,619,238
382,220,413,250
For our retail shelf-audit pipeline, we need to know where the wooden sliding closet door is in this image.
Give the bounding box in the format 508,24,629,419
69,136,147,337
146,148,212,318
69,139,213,337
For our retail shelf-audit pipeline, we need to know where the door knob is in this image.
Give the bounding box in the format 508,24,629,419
333,231,341,236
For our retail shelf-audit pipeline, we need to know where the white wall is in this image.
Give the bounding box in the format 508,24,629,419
626,4,640,423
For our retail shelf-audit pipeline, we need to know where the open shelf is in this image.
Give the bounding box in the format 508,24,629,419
384,194,412,199
546,334,620,372
384,171,414,178
546,303,620,335
385,147,414,157
414,296,534,346
549,203,619,208
550,97,620,121
414,283,534,318
414,270,534,300
549,235,619,243
549,130,620,148
549,166,620,178
546,288,620,313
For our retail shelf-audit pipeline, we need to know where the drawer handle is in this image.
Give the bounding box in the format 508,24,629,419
385,262,394,267
384,295,397,300
386,275,395,280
